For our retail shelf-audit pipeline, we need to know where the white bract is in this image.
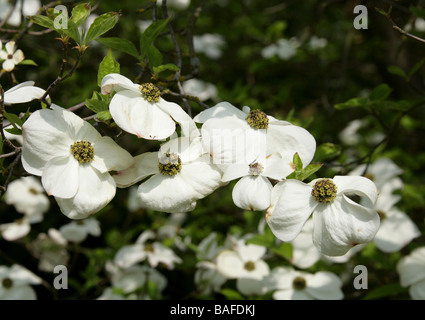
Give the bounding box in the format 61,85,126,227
371,184,420,253
290,219,321,269
0,0,40,26
194,101,316,167
114,136,223,214
5,176,49,217
21,105,134,219
101,73,199,140
114,230,182,269
182,78,218,102
264,266,343,300
1,81,46,105
0,41,24,72
266,175,380,256
193,33,226,59
31,229,69,272
0,264,42,300
222,153,294,211
216,236,270,296
59,218,101,243
397,247,425,300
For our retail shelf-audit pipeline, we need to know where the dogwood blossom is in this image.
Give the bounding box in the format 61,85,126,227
216,236,270,295
266,176,380,256
264,266,343,300
182,79,218,102
1,81,46,105
31,229,69,272
222,153,294,211
397,247,425,300
113,136,223,214
59,218,101,243
101,73,199,140
371,183,420,253
0,0,40,26
0,41,24,72
194,101,316,168
21,105,134,219
0,264,42,300
193,34,226,59
114,230,182,269
5,176,49,217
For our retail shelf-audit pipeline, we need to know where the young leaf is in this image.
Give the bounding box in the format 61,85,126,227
85,91,110,113
97,49,120,87
314,143,341,162
146,45,163,68
369,83,392,101
71,3,91,27
96,37,140,59
18,59,38,66
334,97,368,110
139,17,171,58
153,63,180,76
95,110,112,122
84,12,120,45
31,15,55,30
387,65,407,79
408,57,425,80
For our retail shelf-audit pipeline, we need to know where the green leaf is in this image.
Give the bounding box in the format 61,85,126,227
245,225,275,247
3,112,23,128
139,17,171,58
363,284,407,300
271,243,293,260
96,37,140,59
97,49,120,87
369,83,392,101
31,15,55,30
85,91,110,113
95,110,112,121
387,65,407,79
334,97,368,110
292,152,303,170
314,142,341,162
410,6,425,21
153,63,179,76
219,289,244,300
408,57,425,79
84,12,120,45
146,45,163,68
71,3,91,27
5,127,22,135
18,59,38,66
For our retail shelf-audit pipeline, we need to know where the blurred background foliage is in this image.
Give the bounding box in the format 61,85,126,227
1,0,425,300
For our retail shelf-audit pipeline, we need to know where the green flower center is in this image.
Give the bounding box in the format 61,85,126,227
158,152,182,176
70,140,94,163
377,210,386,221
140,83,160,103
244,261,256,272
248,162,264,176
144,243,154,252
292,276,306,290
2,278,13,289
246,109,269,129
311,178,337,204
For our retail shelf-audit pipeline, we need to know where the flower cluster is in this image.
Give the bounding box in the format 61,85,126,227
16,71,382,258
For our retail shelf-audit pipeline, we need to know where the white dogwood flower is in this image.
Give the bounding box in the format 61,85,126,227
264,266,343,300
114,230,182,269
0,41,24,72
0,264,42,300
194,102,316,169
222,153,294,211
31,229,69,272
371,183,420,253
0,0,40,26
397,246,425,300
1,81,46,105
113,136,222,214
266,176,380,256
21,104,134,219
5,176,49,217
101,73,199,140
59,218,101,243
